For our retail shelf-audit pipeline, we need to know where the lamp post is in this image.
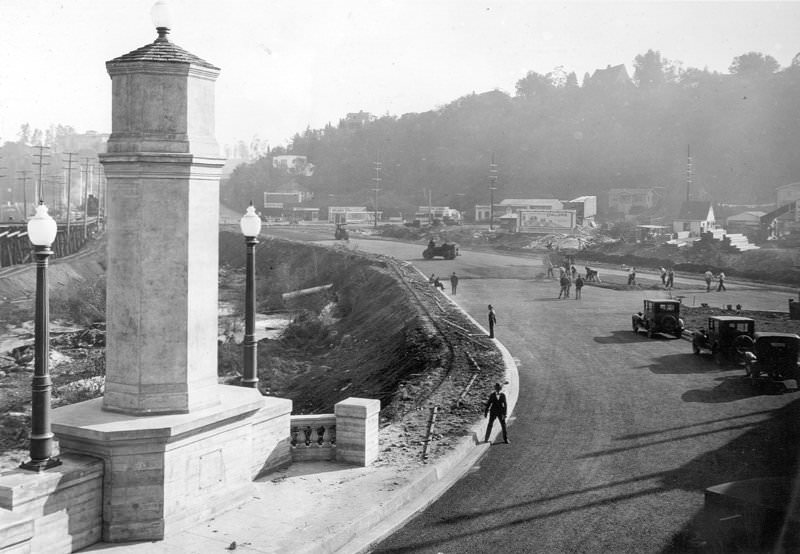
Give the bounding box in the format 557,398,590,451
240,203,262,389
21,203,61,472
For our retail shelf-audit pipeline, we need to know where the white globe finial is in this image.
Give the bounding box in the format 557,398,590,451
151,1,172,34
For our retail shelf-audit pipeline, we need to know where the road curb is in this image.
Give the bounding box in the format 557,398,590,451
330,276,520,554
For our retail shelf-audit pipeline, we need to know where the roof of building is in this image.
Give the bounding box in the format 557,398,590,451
727,211,766,220
108,34,219,70
568,196,596,202
589,64,632,86
676,200,713,221
498,198,560,206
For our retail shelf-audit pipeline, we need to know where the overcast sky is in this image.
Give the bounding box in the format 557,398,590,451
1,1,798,149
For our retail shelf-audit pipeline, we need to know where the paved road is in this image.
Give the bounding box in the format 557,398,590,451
317,238,799,553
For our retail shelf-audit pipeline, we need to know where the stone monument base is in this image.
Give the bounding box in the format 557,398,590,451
52,385,291,542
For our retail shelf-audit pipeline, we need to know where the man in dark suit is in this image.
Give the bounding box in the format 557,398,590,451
488,304,497,338
484,382,509,444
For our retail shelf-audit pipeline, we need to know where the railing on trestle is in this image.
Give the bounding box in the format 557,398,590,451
0,218,102,269
290,414,336,462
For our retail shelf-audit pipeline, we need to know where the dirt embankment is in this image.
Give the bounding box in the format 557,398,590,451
218,233,504,426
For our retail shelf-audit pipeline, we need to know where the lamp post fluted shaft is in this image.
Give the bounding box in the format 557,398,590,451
21,244,61,471
242,235,259,388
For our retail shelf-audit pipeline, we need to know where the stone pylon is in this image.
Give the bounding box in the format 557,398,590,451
51,26,292,542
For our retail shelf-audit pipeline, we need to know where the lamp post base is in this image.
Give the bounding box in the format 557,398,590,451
20,456,62,473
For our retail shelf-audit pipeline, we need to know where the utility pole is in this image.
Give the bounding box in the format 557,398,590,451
63,153,77,243
33,145,50,206
371,157,381,228
686,144,692,203
82,158,92,240
488,153,498,230
17,170,31,221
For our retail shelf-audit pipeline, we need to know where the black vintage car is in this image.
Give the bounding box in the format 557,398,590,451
692,316,755,364
632,299,684,338
744,332,800,381
422,240,458,260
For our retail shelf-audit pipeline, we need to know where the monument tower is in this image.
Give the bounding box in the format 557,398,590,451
51,3,292,541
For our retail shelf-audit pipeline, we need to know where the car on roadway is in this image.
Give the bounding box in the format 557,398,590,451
632,299,684,338
743,332,800,382
692,316,755,364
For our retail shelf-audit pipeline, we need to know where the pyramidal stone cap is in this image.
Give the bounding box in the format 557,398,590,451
107,34,219,70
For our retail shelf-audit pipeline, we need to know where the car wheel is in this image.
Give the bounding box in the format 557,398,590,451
692,342,700,355
713,348,724,366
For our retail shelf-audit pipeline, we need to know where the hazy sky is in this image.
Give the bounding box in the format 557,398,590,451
1,1,798,149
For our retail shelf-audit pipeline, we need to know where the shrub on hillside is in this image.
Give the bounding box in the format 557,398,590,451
51,276,106,326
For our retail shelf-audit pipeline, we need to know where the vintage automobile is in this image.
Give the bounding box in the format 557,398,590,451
632,299,684,338
692,316,755,364
743,332,800,381
422,240,458,260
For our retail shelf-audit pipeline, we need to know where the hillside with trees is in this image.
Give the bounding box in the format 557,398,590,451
223,49,800,221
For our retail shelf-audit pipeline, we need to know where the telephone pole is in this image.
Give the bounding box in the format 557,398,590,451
17,170,32,221
63,153,78,243
371,158,381,228
82,158,92,239
686,145,693,202
488,153,498,230
33,145,50,205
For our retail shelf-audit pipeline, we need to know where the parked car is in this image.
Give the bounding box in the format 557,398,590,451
744,332,800,381
632,299,684,338
692,316,755,364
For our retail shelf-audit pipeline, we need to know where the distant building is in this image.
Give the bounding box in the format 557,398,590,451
271,155,314,176
498,198,563,213
673,200,715,237
415,206,461,224
263,190,315,220
607,188,659,216
328,206,380,224
726,211,766,234
586,64,632,88
563,196,597,225
776,182,800,205
342,111,376,130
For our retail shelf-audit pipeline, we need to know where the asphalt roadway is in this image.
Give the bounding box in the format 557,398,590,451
322,237,800,553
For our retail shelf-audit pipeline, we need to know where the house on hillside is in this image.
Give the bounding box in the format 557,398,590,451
563,196,597,225
586,64,632,87
673,200,715,237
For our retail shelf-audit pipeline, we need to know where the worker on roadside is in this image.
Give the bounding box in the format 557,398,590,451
450,272,459,295
484,382,509,444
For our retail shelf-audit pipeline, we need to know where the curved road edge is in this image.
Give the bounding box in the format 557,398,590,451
337,285,520,554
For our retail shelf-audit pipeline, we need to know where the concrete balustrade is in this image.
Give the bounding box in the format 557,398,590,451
291,415,337,462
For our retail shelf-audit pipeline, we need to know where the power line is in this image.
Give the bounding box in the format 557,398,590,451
16,170,32,221
63,153,78,242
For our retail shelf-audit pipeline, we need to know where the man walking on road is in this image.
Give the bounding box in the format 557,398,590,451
666,268,675,289
484,382,509,444
704,270,713,292
487,305,497,338
717,271,726,291
450,272,459,295
574,274,584,299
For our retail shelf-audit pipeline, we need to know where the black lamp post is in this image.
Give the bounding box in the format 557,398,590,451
239,203,262,389
21,203,62,472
